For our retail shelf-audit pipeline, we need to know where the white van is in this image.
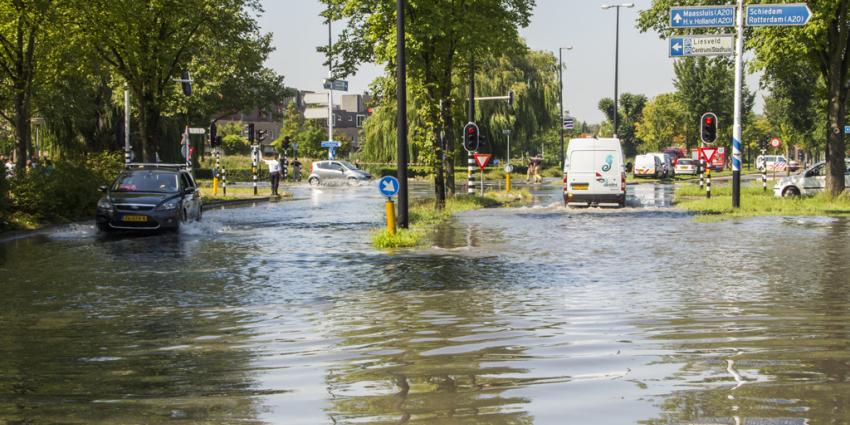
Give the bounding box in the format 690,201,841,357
634,154,662,178
562,137,626,207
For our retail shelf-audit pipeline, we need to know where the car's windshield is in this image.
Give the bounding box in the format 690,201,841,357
112,171,180,193
678,159,694,165
339,161,358,170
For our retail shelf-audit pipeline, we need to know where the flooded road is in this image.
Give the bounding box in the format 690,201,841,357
2,182,849,424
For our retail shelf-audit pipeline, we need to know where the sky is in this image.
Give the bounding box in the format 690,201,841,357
259,0,763,123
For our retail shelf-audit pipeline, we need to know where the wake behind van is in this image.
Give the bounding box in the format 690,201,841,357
562,137,626,207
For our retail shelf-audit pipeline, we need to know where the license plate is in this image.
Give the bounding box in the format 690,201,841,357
122,215,148,222
571,183,589,191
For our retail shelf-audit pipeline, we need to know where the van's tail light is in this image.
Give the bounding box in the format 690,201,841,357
621,172,626,192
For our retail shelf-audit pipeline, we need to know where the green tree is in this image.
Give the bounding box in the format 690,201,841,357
639,0,850,195
598,93,647,156
0,0,55,170
320,0,534,206
73,0,279,162
636,93,688,153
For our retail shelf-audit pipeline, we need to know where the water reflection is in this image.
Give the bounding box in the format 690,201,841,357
640,218,850,425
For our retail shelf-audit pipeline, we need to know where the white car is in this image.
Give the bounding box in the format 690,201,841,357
563,137,626,207
774,160,850,197
674,158,698,175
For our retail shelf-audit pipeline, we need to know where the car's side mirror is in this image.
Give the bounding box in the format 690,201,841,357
98,185,108,193
185,187,195,195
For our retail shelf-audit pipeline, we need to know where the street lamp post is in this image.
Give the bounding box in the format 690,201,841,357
601,3,633,138
397,0,409,228
558,46,572,170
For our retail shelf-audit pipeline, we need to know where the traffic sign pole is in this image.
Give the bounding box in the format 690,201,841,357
731,0,744,208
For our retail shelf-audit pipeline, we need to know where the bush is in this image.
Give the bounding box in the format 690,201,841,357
222,135,251,155
10,161,109,223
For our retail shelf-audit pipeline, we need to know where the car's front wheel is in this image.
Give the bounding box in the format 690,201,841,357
782,186,801,198
308,177,320,186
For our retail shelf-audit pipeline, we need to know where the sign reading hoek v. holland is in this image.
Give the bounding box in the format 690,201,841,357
746,3,812,27
670,5,735,28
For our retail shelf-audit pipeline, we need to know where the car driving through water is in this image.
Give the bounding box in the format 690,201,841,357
307,160,373,186
95,163,203,232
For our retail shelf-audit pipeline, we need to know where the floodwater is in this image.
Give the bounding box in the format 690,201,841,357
1,181,849,424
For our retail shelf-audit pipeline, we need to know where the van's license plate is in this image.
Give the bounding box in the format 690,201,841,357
571,183,589,191
122,215,148,222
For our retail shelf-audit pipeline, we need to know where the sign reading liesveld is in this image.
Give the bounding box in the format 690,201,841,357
670,35,735,57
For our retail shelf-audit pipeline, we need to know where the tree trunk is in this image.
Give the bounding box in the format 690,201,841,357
441,99,455,196
136,91,160,162
433,127,446,209
825,67,847,197
13,91,30,171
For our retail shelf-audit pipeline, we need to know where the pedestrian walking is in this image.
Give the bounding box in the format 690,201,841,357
261,153,282,196
291,158,303,181
526,159,535,182
533,157,543,184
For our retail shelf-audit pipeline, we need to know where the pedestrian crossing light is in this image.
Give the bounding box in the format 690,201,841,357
701,112,718,144
463,122,480,152
257,129,268,143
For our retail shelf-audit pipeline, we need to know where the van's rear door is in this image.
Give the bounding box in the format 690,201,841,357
568,150,620,195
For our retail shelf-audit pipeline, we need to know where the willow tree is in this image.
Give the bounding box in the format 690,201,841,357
639,0,850,196
321,0,534,206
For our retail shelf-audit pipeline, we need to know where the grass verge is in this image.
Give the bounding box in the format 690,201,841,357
675,183,850,221
372,189,533,249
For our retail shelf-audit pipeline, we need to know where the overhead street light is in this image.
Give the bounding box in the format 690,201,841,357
558,46,573,170
601,3,634,138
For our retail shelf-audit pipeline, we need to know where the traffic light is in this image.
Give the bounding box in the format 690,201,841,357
283,136,291,150
212,136,222,148
463,122,480,152
508,90,515,109
701,112,718,144
257,129,267,143
247,123,255,144
209,121,217,145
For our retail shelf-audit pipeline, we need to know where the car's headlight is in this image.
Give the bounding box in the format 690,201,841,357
156,201,179,211
97,198,113,210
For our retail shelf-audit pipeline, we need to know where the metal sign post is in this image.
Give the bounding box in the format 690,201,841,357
731,0,744,208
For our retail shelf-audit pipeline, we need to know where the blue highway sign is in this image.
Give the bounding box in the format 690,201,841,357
321,140,341,148
670,5,735,28
669,35,735,58
746,3,811,27
378,176,400,198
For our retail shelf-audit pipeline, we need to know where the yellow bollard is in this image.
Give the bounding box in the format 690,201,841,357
213,177,219,196
505,173,511,193
386,199,396,235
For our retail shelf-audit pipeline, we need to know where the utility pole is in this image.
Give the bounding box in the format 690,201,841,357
396,0,409,228
468,61,476,195
328,18,335,159
124,85,131,165
558,47,572,169
602,3,634,138
731,0,744,208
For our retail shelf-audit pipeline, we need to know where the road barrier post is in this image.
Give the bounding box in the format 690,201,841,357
213,147,220,196
222,163,227,196
505,172,511,193
468,152,475,195
386,198,396,235
252,146,258,196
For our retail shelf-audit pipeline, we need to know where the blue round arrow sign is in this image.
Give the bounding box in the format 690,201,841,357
378,176,400,198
